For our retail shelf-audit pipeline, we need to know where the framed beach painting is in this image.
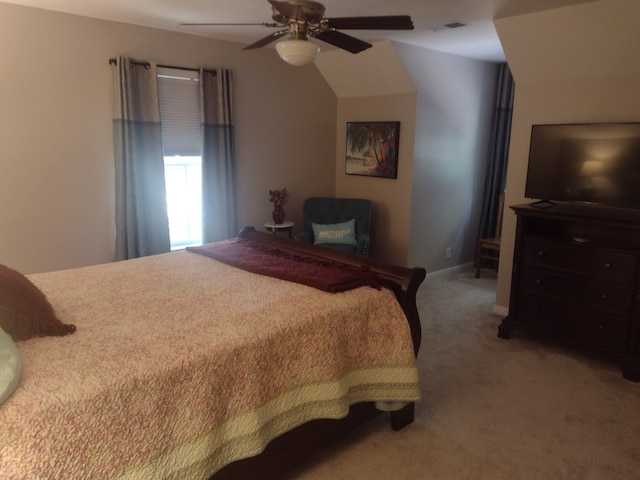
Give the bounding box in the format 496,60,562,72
345,121,400,179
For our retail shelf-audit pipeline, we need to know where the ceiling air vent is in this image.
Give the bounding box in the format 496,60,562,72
444,22,466,29
430,21,467,32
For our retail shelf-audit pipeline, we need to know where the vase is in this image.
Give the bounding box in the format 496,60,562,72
272,206,285,225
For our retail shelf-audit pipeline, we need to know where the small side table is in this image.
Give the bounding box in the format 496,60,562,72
264,221,294,238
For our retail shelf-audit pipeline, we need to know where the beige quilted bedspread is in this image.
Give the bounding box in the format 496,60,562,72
0,250,420,479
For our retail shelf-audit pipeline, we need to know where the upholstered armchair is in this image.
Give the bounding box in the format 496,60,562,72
295,197,373,256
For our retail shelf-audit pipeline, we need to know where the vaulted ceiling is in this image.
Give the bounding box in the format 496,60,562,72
2,0,595,63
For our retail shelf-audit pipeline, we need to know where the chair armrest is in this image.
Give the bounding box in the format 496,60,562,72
357,232,370,256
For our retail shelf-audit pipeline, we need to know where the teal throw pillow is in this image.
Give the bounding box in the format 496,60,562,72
312,219,358,246
0,326,21,405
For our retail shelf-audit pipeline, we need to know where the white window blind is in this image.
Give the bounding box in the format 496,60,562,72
158,67,203,249
157,67,202,156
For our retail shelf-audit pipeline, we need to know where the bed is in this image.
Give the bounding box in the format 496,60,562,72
0,227,426,480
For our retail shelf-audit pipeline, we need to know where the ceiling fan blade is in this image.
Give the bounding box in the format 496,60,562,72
325,15,414,30
314,29,372,54
243,29,289,50
181,22,280,27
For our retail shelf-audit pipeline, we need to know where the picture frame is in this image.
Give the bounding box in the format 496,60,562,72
345,121,400,179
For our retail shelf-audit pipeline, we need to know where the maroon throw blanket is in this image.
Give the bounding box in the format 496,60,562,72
186,238,383,293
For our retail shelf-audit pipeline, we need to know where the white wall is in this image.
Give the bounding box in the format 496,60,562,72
396,43,498,273
316,41,497,268
0,2,336,274
495,0,640,312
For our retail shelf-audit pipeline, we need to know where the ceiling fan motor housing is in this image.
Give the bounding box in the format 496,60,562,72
271,0,325,24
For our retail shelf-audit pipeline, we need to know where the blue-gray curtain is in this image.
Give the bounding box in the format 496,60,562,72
478,63,514,240
111,57,171,260
200,68,237,243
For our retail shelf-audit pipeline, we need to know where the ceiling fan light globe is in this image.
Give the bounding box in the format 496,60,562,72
275,39,320,66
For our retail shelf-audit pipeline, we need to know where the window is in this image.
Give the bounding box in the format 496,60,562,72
163,155,202,249
157,68,202,249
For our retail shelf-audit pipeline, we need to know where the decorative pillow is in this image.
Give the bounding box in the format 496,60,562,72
0,326,21,405
0,264,76,342
312,218,358,246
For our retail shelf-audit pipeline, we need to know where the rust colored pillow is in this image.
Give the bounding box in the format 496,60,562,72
0,264,76,341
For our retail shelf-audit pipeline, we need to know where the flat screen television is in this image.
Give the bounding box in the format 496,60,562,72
525,122,640,210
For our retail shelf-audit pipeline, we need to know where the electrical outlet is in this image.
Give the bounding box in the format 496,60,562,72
446,247,451,259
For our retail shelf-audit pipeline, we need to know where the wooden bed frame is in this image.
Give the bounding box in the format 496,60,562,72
212,227,427,479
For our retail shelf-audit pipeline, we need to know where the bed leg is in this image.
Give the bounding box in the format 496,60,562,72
390,402,414,431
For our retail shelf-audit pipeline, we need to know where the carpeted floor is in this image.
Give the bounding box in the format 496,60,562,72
283,269,640,479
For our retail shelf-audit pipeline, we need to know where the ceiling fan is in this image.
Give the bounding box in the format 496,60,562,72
182,0,414,66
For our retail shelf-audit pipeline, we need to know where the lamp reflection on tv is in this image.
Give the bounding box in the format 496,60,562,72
578,158,615,201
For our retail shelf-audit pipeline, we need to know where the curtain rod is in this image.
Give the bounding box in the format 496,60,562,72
108,57,217,74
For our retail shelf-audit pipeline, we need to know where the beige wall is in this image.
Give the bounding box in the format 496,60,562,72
317,42,417,265
495,0,640,313
334,94,417,265
0,3,502,275
0,2,336,274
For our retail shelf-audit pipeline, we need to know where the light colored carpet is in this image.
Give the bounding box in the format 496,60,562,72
283,269,640,480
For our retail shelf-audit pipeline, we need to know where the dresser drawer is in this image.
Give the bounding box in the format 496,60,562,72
520,269,635,316
518,293,629,348
522,237,638,282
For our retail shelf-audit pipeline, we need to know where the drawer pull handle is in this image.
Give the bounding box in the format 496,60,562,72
573,236,589,244
604,263,612,269
537,251,545,256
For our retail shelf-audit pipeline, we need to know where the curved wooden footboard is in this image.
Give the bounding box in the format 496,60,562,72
211,228,426,480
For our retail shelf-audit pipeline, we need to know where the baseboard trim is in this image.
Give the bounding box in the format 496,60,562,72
493,305,509,317
425,262,474,280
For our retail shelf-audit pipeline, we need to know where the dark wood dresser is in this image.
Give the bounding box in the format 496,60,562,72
498,203,640,381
